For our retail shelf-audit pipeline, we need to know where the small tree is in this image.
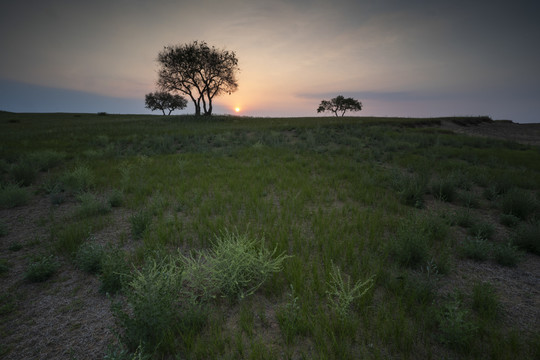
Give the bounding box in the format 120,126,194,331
317,95,362,117
145,91,187,115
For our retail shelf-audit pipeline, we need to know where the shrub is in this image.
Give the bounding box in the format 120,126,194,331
437,295,478,351
0,184,30,208
472,282,499,321
500,189,537,220
461,235,491,261
100,247,130,294
75,241,105,274
326,263,374,319
512,222,540,255
181,230,290,301
130,210,152,239
24,255,59,282
493,242,521,267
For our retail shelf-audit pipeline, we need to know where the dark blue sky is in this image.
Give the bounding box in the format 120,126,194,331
1,0,539,122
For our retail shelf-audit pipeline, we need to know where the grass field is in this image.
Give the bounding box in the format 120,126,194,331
1,112,539,359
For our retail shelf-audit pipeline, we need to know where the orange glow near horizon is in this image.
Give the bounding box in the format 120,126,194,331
235,107,240,113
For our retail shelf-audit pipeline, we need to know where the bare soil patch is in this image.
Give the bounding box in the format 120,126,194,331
440,119,540,146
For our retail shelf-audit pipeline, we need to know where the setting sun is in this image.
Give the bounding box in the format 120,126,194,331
235,107,240,113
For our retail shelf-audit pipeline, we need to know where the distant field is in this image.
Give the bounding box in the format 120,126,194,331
1,113,539,359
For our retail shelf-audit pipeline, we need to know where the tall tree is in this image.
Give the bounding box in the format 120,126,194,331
157,41,239,116
145,91,187,115
317,95,362,117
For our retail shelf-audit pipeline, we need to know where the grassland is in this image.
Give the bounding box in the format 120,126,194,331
0,112,539,359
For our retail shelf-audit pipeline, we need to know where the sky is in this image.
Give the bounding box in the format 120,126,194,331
1,0,539,122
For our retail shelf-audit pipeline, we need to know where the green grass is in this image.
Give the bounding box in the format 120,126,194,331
1,113,540,359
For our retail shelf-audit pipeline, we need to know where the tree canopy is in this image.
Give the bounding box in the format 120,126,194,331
157,41,239,116
317,95,362,117
145,91,187,115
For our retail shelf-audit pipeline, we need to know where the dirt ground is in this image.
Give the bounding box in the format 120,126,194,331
1,119,539,359
440,119,540,147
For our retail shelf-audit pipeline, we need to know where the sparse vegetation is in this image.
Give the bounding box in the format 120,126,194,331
1,113,539,359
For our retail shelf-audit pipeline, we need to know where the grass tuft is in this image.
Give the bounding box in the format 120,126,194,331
99,247,131,294
437,294,478,351
460,235,492,261
75,192,112,218
182,230,290,301
430,178,456,202
130,209,152,240
472,282,500,321
0,184,31,208
326,263,374,319
24,255,59,282
493,242,521,267
512,221,540,255
75,241,105,274
500,189,537,220
61,166,94,193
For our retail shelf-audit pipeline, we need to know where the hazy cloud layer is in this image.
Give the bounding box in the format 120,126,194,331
1,0,539,121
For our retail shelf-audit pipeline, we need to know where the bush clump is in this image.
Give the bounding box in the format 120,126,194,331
181,230,290,301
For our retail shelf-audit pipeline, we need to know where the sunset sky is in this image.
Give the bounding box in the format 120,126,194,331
1,0,539,122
